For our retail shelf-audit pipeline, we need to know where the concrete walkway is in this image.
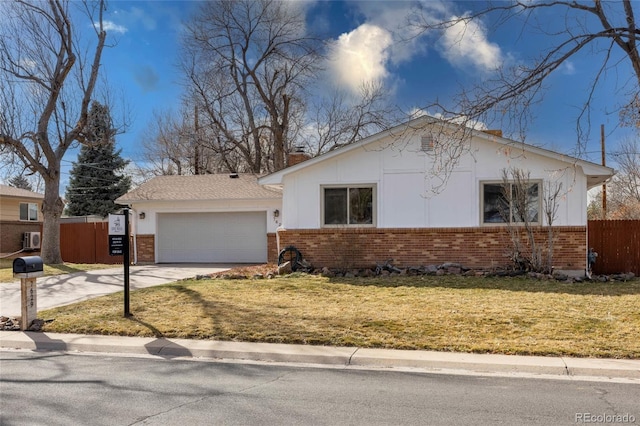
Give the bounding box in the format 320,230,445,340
0,264,232,317
1,331,639,381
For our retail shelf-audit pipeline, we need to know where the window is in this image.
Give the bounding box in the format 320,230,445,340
482,182,540,224
20,202,39,221
420,135,434,152
323,186,375,226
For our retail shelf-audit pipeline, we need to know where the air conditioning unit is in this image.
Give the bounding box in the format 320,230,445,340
23,232,41,250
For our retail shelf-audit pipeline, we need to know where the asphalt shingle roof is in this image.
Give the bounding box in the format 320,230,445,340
0,184,44,199
116,174,282,203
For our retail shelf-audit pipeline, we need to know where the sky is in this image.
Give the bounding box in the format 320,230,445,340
59,0,638,188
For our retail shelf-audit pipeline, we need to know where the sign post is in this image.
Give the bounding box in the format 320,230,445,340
109,210,131,317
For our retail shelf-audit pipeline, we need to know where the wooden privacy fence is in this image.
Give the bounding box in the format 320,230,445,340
588,220,640,275
60,222,120,264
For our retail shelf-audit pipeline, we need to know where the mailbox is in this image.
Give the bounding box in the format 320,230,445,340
13,256,44,276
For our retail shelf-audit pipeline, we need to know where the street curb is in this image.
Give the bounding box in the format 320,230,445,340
351,348,569,376
2,331,640,379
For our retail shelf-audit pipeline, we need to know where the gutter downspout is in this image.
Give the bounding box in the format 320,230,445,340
276,225,284,260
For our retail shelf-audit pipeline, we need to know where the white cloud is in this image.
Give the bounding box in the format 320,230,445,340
561,60,576,75
351,1,426,65
327,24,392,93
439,16,502,73
101,20,128,34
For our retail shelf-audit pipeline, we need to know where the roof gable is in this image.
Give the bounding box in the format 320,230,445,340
259,116,614,187
117,174,282,203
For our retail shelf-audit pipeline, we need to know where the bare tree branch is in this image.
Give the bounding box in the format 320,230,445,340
0,0,108,263
410,0,640,154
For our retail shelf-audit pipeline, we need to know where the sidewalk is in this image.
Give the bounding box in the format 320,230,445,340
2,331,639,381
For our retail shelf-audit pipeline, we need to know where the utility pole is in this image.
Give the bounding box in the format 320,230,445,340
601,124,607,219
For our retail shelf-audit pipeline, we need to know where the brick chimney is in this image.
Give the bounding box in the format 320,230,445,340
483,129,503,137
287,147,310,167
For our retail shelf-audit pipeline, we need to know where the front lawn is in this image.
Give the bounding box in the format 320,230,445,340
38,273,640,358
0,259,117,283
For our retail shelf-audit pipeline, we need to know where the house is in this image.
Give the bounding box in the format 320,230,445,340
116,174,282,264
0,184,44,254
258,116,614,274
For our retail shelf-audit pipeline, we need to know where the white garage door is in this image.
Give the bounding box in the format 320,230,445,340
157,212,267,263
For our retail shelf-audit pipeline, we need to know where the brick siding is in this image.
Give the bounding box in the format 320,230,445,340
276,227,587,271
0,221,42,254
267,233,277,264
135,234,155,264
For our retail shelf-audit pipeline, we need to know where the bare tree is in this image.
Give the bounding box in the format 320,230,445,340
303,82,397,156
543,180,563,273
588,137,640,219
410,1,640,154
499,168,561,273
141,109,196,176
0,0,107,263
179,0,396,174
140,106,244,176
180,0,318,173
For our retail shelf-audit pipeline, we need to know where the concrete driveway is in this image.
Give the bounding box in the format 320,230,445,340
0,264,233,317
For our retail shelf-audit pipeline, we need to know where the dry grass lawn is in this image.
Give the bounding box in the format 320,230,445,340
39,273,640,358
0,259,117,283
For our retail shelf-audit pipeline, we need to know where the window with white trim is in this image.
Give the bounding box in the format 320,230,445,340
322,185,375,226
20,202,39,221
482,182,540,224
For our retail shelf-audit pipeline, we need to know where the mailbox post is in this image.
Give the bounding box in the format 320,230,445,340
13,256,44,331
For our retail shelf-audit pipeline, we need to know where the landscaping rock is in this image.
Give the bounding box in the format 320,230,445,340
611,273,635,282
278,261,292,275
320,267,335,278
1,316,21,331
447,266,462,275
361,269,376,278
28,319,45,332
552,271,569,281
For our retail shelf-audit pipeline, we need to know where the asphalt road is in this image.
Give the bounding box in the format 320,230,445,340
1,350,638,425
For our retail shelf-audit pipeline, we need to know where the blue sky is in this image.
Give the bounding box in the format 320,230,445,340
89,0,636,179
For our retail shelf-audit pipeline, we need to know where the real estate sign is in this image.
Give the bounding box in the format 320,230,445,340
108,214,126,256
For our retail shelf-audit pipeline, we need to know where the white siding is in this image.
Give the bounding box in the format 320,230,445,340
281,133,589,229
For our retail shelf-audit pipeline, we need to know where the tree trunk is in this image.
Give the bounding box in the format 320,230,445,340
41,174,65,264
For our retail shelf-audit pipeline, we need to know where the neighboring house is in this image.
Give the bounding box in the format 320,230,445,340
258,116,614,274
0,184,43,254
116,174,282,264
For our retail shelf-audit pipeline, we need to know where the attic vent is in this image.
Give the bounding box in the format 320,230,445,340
420,135,434,152
229,173,239,179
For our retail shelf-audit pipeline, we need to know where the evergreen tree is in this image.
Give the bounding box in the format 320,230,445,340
8,175,33,191
65,102,131,217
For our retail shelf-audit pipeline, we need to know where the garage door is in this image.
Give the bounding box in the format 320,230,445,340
156,212,267,263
